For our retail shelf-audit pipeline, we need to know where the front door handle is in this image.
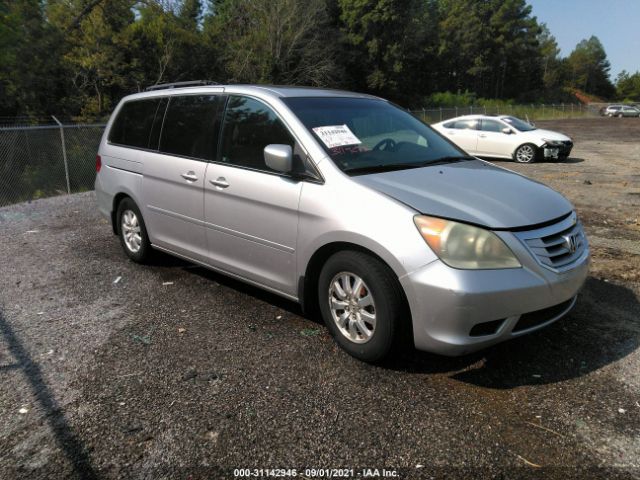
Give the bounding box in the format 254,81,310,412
181,171,198,182
478,134,487,138
210,177,230,189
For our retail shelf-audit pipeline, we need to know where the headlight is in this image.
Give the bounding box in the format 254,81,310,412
542,138,563,147
413,215,521,269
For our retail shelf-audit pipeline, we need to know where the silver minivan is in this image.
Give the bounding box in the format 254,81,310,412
95,82,589,362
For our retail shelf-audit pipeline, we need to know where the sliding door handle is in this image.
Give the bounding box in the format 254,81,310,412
181,172,198,182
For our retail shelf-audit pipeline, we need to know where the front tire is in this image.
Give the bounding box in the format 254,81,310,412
117,197,151,263
514,143,538,163
318,250,408,362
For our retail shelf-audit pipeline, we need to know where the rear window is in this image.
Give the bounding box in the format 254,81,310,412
109,98,164,149
451,119,478,130
159,95,226,161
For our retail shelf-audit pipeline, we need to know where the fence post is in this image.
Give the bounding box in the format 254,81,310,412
439,107,442,121
52,115,71,195
455,106,458,117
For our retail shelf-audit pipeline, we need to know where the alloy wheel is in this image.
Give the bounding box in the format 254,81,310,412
121,209,142,253
328,272,377,344
516,145,535,163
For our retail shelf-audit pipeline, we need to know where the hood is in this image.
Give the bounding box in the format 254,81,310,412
352,159,573,229
530,128,571,141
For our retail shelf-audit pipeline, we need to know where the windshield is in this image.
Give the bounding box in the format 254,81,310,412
283,97,469,174
501,116,536,132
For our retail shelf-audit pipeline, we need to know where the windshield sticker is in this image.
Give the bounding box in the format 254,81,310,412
312,125,362,148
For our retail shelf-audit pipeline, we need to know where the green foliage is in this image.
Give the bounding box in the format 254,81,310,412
567,36,615,99
0,0,620,119
426,91,477,107
337,0,436,98
205,0,340,86
616,70,640,101
436,0,543,100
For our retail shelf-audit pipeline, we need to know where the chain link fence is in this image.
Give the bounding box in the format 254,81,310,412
0,103,597,208
408,103,596,124
0,120,105,207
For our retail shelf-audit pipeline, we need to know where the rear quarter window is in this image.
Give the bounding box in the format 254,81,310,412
108,98,164,149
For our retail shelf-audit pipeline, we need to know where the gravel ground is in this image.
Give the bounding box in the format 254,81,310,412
0,118,639,479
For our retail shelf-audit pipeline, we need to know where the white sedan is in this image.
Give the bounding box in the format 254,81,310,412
432,115,573,163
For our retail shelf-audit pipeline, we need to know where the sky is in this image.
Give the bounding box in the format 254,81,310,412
528,0,640,80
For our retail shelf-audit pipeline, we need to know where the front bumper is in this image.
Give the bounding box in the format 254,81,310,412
541,141,573,159
400,243,589,356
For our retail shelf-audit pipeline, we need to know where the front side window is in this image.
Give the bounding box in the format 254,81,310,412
220,96,295,172
109,98,163,149
283,97,468,174
480,119,505,132
159,95,226,161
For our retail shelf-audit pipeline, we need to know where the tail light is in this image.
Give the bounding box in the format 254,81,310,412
96,154,102,172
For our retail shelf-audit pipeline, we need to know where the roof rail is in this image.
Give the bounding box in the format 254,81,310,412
145,80,219,91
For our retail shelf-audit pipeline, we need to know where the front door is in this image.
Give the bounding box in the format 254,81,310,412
475,119,515,157
204,95,302,295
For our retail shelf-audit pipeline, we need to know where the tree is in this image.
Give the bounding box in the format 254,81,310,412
178,0,202,31
567,36,615,98
436,0,542,100
47,0,136,118
338,0,437,100
616,70,640,101
537,23,566,96
0,0,65,115
204,0,340,86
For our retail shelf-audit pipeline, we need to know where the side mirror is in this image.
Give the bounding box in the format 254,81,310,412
264,144,293,173
502,127,513,135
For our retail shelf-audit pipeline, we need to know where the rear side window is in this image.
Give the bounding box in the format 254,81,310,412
109,98,163,149
159,95,226,161
220,96,294,172
452,119,478,130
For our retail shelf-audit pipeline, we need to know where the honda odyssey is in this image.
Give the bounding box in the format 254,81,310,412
95,82,589,362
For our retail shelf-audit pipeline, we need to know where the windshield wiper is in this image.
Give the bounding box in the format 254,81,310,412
342,163,425,175
343,156,475,175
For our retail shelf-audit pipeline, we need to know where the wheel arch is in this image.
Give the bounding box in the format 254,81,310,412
111,191,142,235
298,241,410,321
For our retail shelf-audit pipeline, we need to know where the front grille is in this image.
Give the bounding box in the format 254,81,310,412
515,213,587,271
513,297,575,332
559,141,573,156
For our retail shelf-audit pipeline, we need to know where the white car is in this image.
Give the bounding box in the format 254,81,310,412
432,115,573,163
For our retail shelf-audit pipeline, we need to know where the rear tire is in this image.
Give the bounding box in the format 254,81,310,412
116,197,151,263
318,250,409,362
